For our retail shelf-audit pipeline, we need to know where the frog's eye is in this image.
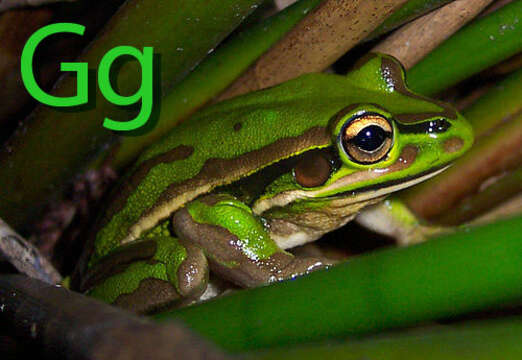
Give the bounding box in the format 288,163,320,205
340,113,393,164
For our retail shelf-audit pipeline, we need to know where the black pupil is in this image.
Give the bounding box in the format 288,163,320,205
352,125,387,152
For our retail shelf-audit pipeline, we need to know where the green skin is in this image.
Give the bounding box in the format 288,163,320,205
72,54,473,314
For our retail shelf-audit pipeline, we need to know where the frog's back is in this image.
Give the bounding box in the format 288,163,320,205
93,74,351,258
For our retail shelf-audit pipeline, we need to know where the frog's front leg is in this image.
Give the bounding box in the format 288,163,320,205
173,194,331,287
355,197,447,246
82,226,208,314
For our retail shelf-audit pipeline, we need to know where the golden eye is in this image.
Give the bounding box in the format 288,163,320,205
341,113,393,164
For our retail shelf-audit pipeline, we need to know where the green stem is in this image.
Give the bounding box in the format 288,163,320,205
463,67,522,138
248,317,522,359
155,216,522,352
407,1,522,95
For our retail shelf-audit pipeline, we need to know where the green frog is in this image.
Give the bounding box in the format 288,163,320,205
72,54,473,314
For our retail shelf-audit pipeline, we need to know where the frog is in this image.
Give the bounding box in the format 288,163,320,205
71,53,473,314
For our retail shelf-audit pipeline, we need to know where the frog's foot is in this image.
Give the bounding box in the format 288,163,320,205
173,194,331,288
81,235,208,314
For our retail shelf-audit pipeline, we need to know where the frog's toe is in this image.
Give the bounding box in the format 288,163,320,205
274,256,333,282
111,275,181,314
176,240,209,298
83,234,209,314
85,258,183,314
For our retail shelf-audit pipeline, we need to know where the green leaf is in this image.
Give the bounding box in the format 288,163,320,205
155,216,522,352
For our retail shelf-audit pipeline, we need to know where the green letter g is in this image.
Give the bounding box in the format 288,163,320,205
21,23,88,107
98,46,154,131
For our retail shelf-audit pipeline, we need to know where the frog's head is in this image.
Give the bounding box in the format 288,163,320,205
254,53,473,212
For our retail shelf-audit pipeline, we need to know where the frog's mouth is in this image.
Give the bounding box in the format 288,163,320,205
253,163,450,215
326,164,449,201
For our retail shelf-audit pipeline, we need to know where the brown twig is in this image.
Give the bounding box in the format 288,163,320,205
470,192,522,226
0,275,228,360
0,219,61,284
0,0,75,12
373,0,496,69
435,169,522,226
217,0,410,101
479,0,515,18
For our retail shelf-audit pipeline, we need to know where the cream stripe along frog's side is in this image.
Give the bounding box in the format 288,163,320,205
72,54,473,314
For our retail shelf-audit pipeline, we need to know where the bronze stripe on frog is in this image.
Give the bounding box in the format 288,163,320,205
100,145,194,229
123,127,331,244
396,119,451,134
72,145,196,282
328,102,452,137
380,56,458,122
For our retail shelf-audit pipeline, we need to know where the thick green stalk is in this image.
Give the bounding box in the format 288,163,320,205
113,0,323,168
407,0,522,95
248,317,522,359
155,216,522,352
0,0,264,228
